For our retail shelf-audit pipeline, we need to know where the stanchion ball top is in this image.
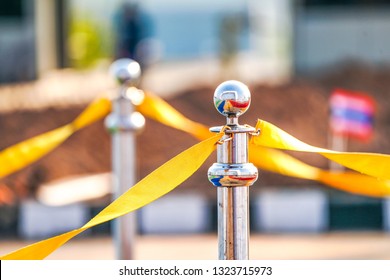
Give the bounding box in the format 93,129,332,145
213,80,251,117
109,58,141,86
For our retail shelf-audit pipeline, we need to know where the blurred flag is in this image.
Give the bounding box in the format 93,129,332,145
330,89,375,141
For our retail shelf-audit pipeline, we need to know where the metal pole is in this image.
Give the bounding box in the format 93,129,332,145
330,133,347,171
208,80,258,260
105,59,145,260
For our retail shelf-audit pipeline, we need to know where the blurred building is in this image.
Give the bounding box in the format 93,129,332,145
0,0,294,85
1,0,390,237
295,0,390,72
2,1,390,81
0,1,35,83
0,0,69,83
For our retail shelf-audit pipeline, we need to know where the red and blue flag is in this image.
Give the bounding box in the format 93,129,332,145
330,89,375,141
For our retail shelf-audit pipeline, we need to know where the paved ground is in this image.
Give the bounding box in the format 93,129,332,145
1,232,390,260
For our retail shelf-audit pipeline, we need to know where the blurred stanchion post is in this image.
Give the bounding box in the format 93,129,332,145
208,81,259,260
105,59,145,259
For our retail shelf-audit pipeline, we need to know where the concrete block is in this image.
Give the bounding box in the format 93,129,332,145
19,200,88,239
253,188,328,233
139,194,210,234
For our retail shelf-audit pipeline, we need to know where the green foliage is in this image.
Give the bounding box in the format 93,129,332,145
67,12,115,69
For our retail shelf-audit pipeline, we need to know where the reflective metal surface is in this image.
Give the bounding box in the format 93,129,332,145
218,187,249,259
208,163,258,187
213,80,251,118
105,59,144,260
208,80,258,260
109,58,141,87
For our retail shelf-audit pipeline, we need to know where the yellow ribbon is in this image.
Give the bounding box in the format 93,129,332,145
249,144,390,197
0,133,222,259
139,93,390,197
72,97,112,131
0,97,112,178
137,93,213,140
253,119,390,181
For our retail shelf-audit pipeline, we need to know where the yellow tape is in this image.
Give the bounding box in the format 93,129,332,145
139,93,390,197
72,97,112,130
0,97,112,178
0,133,222,259
138,92,213,140
249,144,390,197
253,119,390,181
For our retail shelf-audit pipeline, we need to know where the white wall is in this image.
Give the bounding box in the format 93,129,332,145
139,194,211,234
253,188,328,233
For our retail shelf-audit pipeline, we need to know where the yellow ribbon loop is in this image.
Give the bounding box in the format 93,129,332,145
0,133,222,260
72,97,112,131
249,144,321,181
0,125,74,178
318,171,390,197
249,144,390,197
253,119,390,181
0,97,112,178
137,92,213,140
137,93,390,197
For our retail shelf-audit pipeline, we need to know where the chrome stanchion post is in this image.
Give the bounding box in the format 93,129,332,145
105,59,145,259
208,80,259,260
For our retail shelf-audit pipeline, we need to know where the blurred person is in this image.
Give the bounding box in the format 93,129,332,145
114,2,154,72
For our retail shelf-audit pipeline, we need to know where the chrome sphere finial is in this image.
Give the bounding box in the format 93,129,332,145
109,58,141,86
213,80,251,118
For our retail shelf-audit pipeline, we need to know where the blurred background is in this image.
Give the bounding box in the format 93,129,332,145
1,0,390,259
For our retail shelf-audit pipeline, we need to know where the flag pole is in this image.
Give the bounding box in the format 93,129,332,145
330,133,347,171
